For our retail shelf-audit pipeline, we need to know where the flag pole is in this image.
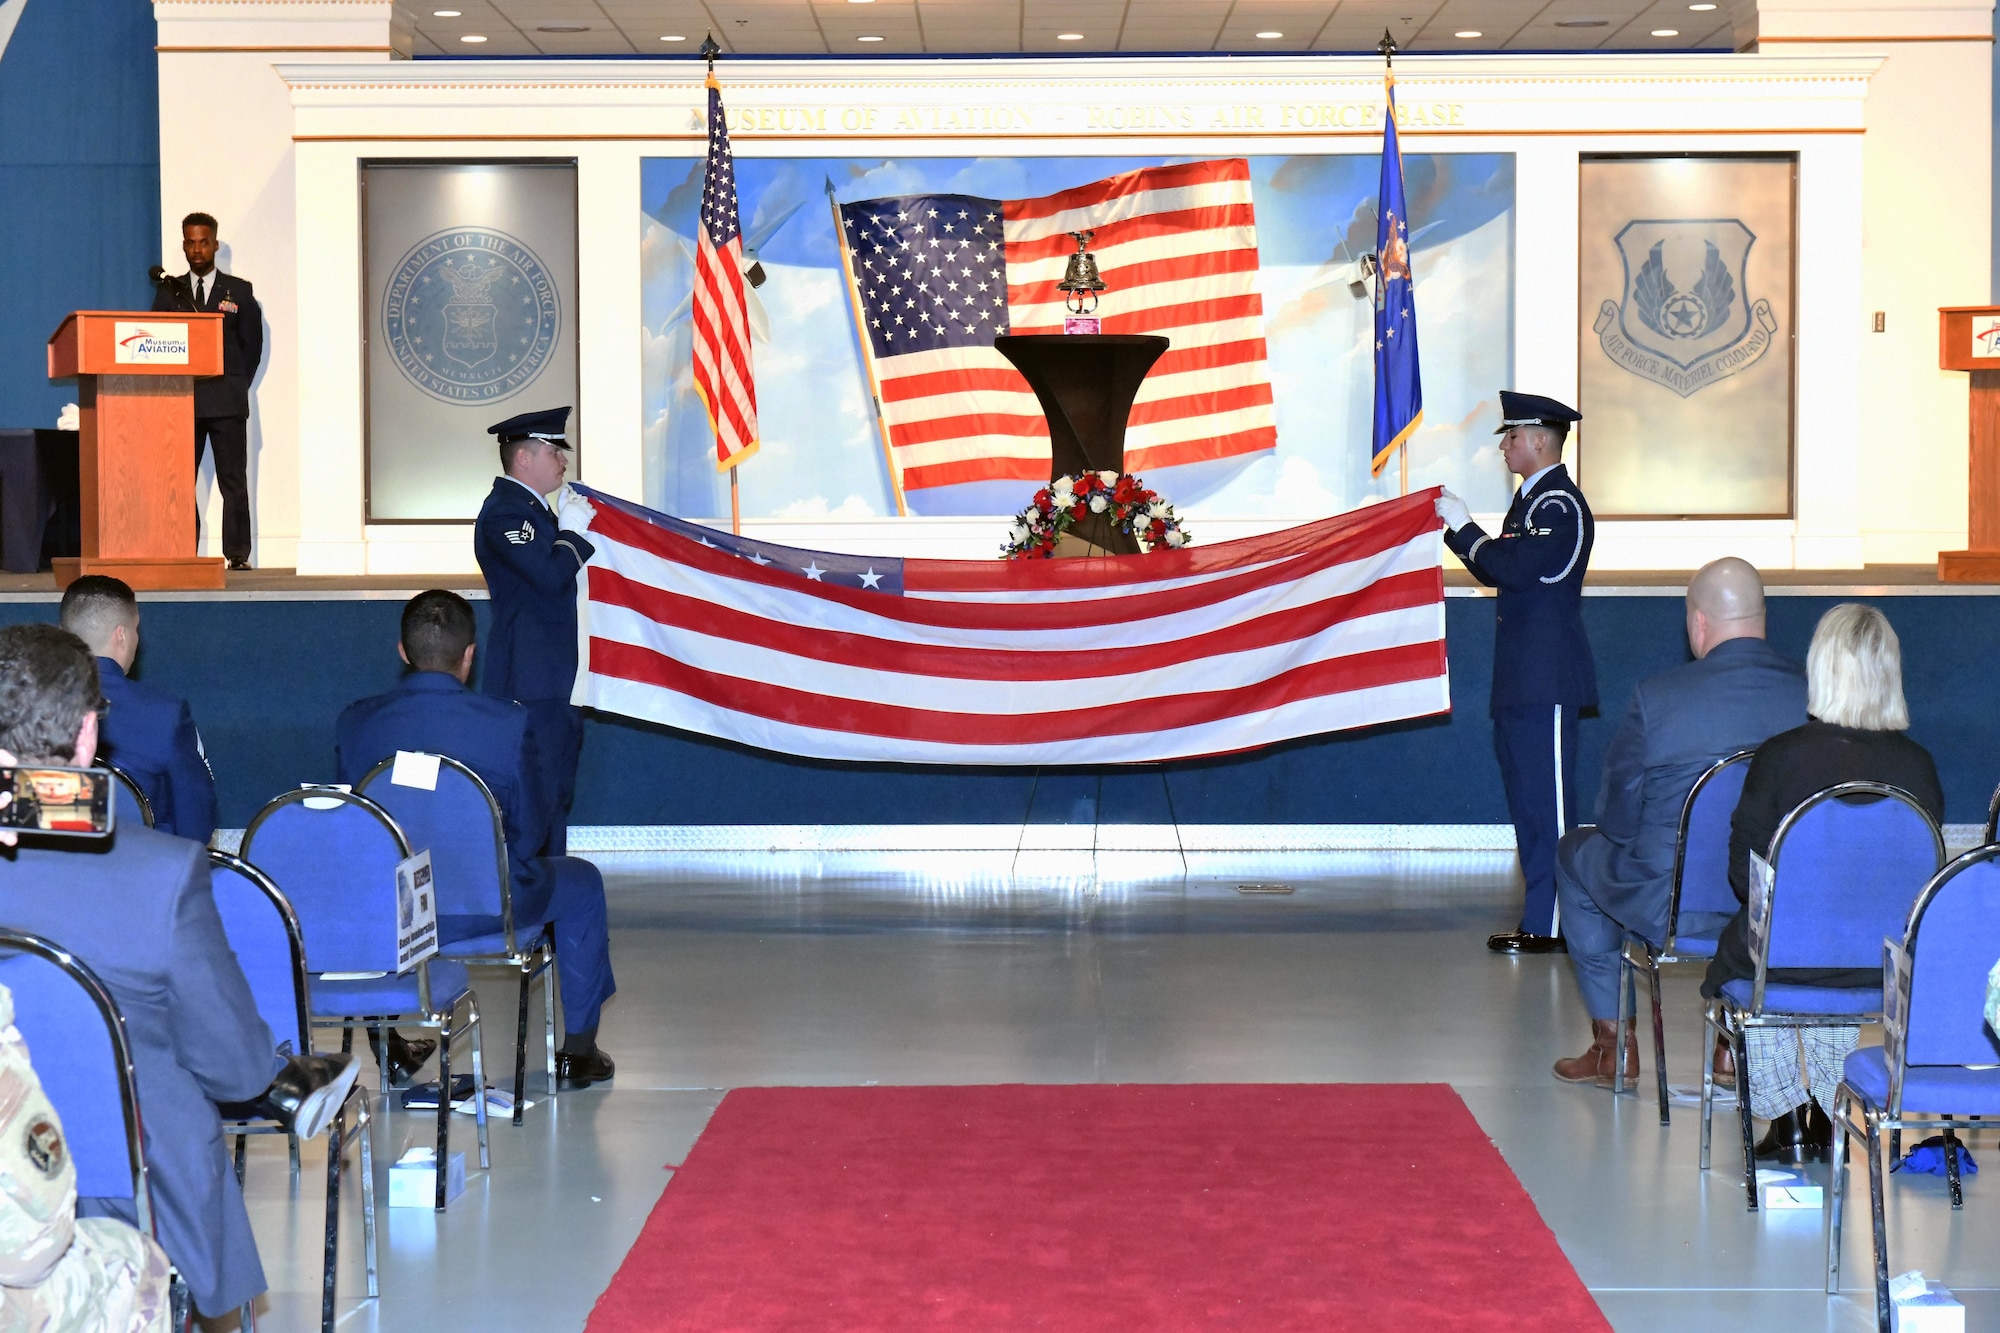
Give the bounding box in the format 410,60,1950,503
827,177,908,516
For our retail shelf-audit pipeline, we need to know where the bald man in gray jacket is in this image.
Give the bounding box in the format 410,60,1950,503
1550,559,1807,1087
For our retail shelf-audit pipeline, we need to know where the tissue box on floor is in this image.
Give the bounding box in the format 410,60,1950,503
1890,1271,1963,1333
388,1147,465,1208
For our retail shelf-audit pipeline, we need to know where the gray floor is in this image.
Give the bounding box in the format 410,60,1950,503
237,851,1999,1330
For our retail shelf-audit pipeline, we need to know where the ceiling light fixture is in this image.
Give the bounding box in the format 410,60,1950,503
1455,29,1482,37
1651,27,1681,35
537,23,588,32
1688,3,1717,8
1554,18,1608,26
660,34,685,42
432,8,460,15
1057,32,1084,40
1255,31,1284,39
458,33,486,42
857,34,884,41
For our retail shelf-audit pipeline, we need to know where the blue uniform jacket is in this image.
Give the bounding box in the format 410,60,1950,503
1,826,282,1315
1444,464,1597,713
96,657,217,845
333,671,554,930
1570,636,1808,939
472,478,595,704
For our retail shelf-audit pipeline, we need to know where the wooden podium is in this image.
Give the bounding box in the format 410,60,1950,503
46,311,227,590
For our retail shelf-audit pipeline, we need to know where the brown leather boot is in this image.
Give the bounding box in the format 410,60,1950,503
1711,1041,1737,1090
1595,1023,1640,1089
1553,1020,1620,1084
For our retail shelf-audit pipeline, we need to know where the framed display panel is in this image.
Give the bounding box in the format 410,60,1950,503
361,160,579,523
1576,154,1796,519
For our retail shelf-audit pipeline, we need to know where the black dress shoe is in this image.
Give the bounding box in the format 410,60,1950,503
1755,1103,1829,1165
218,1054,359,1140
227,559,252,571
368,1030,436,1087
1487,931,1566,954
554,1046,616,1089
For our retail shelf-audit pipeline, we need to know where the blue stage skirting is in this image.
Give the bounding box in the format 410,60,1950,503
3,592,1995,830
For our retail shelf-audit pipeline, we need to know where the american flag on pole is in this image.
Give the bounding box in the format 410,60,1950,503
569,485,1449,765
692,73,758,472
837,159,1277,494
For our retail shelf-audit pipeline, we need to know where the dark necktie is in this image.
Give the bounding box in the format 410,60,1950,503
195,276,207,308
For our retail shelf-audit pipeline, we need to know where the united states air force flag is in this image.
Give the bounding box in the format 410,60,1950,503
1371,71,1423,478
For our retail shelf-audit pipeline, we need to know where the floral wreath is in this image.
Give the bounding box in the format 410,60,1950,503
1001,470,1191,560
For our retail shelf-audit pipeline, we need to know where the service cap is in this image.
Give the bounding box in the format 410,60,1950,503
488,406,572,448
1494,391,1582,435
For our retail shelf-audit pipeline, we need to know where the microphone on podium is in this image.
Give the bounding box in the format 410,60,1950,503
148,265,196,309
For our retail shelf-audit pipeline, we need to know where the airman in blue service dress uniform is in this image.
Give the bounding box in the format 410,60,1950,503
474,407,596,857
1435,392,1597,955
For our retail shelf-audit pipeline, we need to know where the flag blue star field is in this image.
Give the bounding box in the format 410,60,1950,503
1371,72,1424,478
836,161,1277,493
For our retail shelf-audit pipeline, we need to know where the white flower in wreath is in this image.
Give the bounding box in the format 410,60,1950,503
1088,494,1109,513
1165,528,1187,548
1097,470,1118,485
1008,520,1030,543
1146,501,1169,519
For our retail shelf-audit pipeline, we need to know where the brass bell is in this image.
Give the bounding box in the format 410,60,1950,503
1057,230,1106,315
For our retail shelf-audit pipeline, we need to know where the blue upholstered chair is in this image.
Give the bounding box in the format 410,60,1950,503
241,788,490,1211
1614,749,1754,1124
103,760,154,830
0,928,152,1229
356,753,558,1125
1698,782,1942,1211
209,850,377,1331
1824,845,2000,1333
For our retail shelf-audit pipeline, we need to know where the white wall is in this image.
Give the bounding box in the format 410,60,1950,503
155,2,409,569
159,0,1995,575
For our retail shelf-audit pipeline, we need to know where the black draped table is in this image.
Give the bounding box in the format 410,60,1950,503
0,429,82,573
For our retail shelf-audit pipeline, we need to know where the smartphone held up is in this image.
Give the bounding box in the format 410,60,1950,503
0,766,115,839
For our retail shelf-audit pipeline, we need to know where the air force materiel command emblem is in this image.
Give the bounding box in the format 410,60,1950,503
505,519,536,545
382,228,560,404
1593,219,1778,398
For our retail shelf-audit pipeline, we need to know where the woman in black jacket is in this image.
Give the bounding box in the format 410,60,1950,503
1701,603,1943,1163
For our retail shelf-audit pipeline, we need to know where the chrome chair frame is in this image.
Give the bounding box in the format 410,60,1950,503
1615,749,1756,1124
209,850,378,1331
242,788,490,1211
357,752,559,1125
101,760,155,829
1824,844,2000,1332
1698,781,1942,1211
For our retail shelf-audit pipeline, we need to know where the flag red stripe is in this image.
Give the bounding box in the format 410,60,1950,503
898,456,1049,490
1126,425,1279,472
1010,292,1265,338
584,493,1436,630
590,634,1445,745
888,410,1047,449
877,339,1268,404
1001,159,1250,222
590,564,1439,683
1003,203,1258,263
1007,246,1260,308
1126,382,1273,428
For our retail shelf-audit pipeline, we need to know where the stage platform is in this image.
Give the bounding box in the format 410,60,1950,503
3,565,1996,839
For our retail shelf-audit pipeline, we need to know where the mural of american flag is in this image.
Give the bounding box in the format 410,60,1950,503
838,159,1277,494
692,74,758,472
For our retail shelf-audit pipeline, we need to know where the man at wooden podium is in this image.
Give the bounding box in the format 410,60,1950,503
151,211,262,570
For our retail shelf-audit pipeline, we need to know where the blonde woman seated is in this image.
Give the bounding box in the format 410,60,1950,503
1701,604,1943,1164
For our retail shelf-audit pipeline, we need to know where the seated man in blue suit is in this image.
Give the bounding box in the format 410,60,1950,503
58,575,217,845
1550,558,1807,1087
335,590,617,1087
0,624,356,1329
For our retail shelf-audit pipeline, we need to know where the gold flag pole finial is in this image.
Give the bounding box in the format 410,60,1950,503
1378,30,1396,66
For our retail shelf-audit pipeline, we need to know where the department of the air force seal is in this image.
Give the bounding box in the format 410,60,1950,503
382,228,560,404
1592,219,1779,399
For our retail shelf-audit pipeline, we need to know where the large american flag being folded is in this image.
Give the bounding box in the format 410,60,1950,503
569,486,1449,765
839,159,1278,493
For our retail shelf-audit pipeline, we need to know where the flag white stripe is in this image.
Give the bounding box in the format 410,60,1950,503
580,670,1448,766
589,599,1442,714
1006,227,1260,285
1003,178,1255,243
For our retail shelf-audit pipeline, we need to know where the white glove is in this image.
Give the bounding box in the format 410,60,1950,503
554,485,594,534
1434,490,1471,532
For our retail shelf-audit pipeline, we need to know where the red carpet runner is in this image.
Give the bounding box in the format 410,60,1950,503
586,1084,1608,1331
